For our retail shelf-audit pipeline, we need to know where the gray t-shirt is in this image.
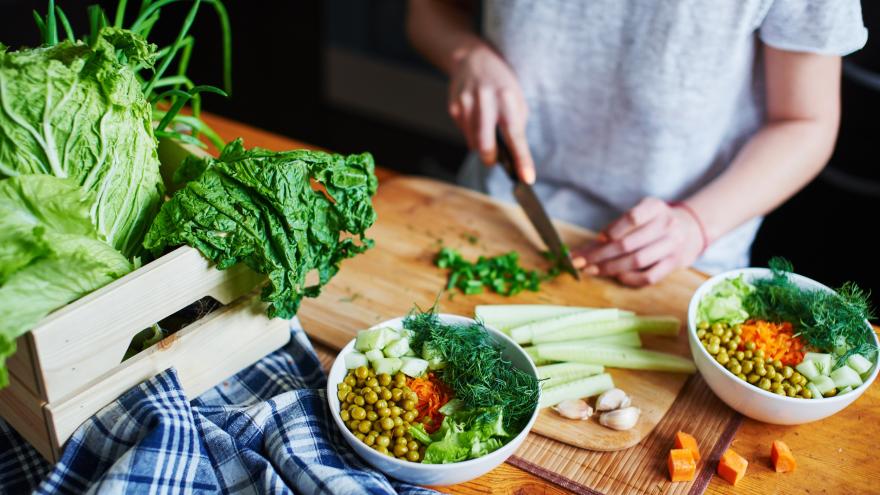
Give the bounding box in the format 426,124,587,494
462,0,867,273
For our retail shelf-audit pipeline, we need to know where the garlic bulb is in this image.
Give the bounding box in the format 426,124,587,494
553,399,593,420
595,388,630,411
599,407,640,431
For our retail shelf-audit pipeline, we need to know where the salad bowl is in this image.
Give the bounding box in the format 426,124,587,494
327,314,540,486
687,268,879,425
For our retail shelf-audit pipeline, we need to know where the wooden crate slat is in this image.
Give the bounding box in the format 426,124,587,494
0,372,57,462
29,246,265,403
7,333,42,397
44,293,290,449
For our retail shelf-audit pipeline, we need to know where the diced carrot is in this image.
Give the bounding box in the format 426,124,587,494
668,449,696,482
674,431,701,462
717,449,748,486
771,440,796,473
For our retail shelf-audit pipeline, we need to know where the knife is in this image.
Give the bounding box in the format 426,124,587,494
495,128,580,279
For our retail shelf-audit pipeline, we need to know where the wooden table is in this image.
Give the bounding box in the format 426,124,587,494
201,112,880,495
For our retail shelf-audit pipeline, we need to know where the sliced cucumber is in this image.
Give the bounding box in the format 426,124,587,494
400,357,429,377
373,357,403,376
830,365,863,389
803,352,833,376
344,352,369,370
847,354,873,375
811,375,836,396
365,349,385,363
795,359,821,381
806,382,823,400
355,327,398,352
383,337,410,358
837,385,853,395
421,342,446,370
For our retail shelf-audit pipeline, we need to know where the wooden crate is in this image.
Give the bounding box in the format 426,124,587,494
0,140,291,462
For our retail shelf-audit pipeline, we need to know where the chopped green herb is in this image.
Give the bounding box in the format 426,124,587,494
435,247,563,297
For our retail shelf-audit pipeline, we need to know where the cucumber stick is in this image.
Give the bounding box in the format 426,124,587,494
536,342,696,373
803,352,833,376
540,373,614,408
475,305,592,331
532,316,680,343
523,346,554,366
510,308,621,344
537,363,604,389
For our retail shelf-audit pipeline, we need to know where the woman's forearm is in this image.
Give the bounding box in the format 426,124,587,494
684,47,841,244
406,0,485,75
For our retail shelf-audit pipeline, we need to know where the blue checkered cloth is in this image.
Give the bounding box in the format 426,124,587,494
0,322,438,495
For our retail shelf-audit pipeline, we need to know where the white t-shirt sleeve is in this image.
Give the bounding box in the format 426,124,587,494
759,0,868,55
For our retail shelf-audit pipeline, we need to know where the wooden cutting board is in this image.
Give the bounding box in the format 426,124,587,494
297,177,706,451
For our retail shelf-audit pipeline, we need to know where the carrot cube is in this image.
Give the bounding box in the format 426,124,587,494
771,440,796,473
668,449,696,482
674,431,701,462
717,449,748,486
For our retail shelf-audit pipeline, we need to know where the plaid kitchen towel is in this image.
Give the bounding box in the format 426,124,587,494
0,322,438,495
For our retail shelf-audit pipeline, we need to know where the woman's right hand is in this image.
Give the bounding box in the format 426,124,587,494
448,45,536,184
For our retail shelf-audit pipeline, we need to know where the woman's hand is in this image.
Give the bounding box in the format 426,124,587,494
572,198,706,287
448,45,536,183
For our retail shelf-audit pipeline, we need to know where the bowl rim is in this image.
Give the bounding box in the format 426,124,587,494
326,313,541,470
687,267,880,404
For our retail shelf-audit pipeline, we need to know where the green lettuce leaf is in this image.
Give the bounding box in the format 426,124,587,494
0,175,132,387
143,138,378,319
0,28,164,259
697,275,754,324
416,405,510,464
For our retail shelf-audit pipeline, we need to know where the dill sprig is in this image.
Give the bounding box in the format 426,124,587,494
405,309,540,431
744,257,877,367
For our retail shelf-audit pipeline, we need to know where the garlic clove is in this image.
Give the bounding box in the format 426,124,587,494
553,399,593,420
599,406,640,431
595,388,630,411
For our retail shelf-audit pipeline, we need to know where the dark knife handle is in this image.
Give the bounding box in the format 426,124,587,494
495,127,519,183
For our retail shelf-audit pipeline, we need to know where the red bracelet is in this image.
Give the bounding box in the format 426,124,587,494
669,201,710,255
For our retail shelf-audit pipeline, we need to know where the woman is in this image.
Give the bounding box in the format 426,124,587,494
407,0,867,286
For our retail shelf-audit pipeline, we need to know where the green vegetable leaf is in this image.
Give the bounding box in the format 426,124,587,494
435,247,558,297
143,139,378,319
697,275,753,324
0,175,132,388
0,28,165,259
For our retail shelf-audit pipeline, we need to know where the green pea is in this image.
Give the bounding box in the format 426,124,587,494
402,400,416,411
730,363,742,375
365,391,378,404
393,444,409,457
707,343,720,355
391,406,403,417
380,417,394,430
709,336,721,346
395,436,408,446
716,352,730,365
364,435,376,446
697,329,707,339
747,373,760,384
743,350,753,359
735,351,745,361
393,416,404,428
801,389,812,399
759,378,772,390
698,321,710,330
406,450,420,462
376,435,391,447
712,323,724,335
344,375,357,387
337,390,349,401
367,411,378,421
755,349,765,359
355,367,369,380
355,432,365,441
380,389,392,401
354,396,365,406
358,421,372,434
722,330,733,341
391,388,403,401
352,407,366,420
378,374,392,387
742,361,754,374
340,409,350,421
403,411,417,422
745,341,756,351
737,373,747,381
393,426,406,438
782,366,793,379
772,373,783,383
733,324,743,335
374,445,389,455
766,367,776,379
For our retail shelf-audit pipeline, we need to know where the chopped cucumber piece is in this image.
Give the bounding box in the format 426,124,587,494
355,327,398,352
811,375,836,395
421,342,446,370
403,347,418,357
803,352,833,376
400,357,429,377
372,357,403,376
830,365,862,389
510,309,621,344
539,373,614,408
535,342,696,373
344,352,369,370
837,385,853,395
847,354,873,375
383,337,410,358
806,382,823,400
795,359,820,381
537,362,604,389
365,349,385,362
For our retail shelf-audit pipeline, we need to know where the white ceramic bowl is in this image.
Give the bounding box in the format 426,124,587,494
688,268,879,425
327,314,540,486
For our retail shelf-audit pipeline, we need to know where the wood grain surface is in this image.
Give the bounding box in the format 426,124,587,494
203,112,880,495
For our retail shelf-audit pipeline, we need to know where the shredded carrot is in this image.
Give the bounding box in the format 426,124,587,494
407,373,453,433
738,320,805,366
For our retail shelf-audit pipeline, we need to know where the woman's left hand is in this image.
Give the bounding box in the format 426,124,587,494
571,198,705,287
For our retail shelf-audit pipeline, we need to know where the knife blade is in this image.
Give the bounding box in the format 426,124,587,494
495,129,580,279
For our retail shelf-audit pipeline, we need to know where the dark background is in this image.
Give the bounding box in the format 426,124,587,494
3,1,878,307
